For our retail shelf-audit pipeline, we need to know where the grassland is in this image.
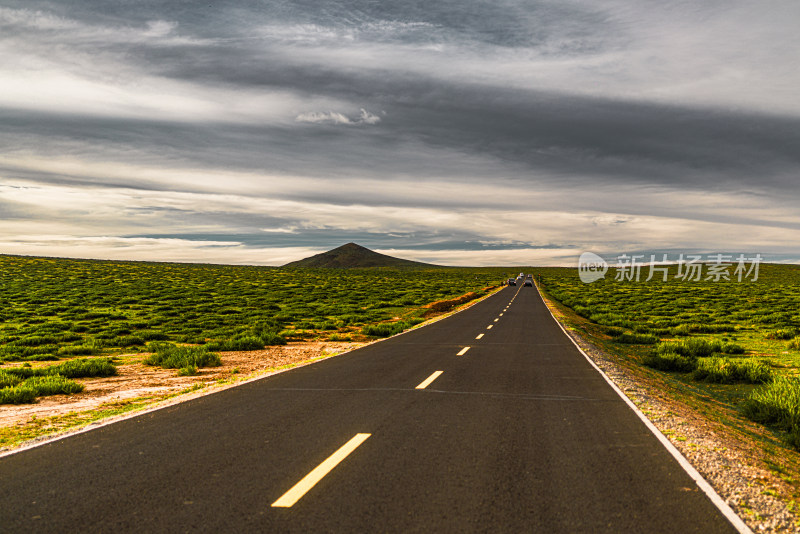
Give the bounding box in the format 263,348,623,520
0,255,509,405
536,263,800,454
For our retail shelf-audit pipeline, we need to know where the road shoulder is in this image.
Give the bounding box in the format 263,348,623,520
537,286,799,533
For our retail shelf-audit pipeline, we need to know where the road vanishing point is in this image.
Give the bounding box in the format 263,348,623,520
0,284,746,533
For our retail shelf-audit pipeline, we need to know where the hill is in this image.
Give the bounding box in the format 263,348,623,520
282,243,435,269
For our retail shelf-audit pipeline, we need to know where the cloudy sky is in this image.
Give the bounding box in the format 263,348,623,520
1,1,799,266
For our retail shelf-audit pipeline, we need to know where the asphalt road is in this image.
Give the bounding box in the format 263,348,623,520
0,283,742,533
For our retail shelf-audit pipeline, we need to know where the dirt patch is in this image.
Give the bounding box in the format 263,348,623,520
0,341,362,430
423,289,490,316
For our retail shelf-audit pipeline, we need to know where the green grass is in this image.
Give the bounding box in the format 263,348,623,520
614,332,659,344
1,358,117,379
766,329,798,340
668,338,711,356
743,377,800,447
642,351,698,372
21,375,85,396
361,318,425,338
0,385,37,404
537,263,800,448
0,255,506,362
54,358,118,378
0,376,84,404
177,365,198,376
0,358,114,405
205,336,265,352
57,343,103,356
0,254,508,433
144,342,221,371
692,357,772,384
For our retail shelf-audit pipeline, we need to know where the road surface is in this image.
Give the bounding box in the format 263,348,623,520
0,284,742,532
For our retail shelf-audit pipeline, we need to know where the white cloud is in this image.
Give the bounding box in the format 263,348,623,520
373,247,579,267
143,20,177,38
0,7,79,31
0,234,319,266
2,175,800,266
296,108,382,126
296,111,353,125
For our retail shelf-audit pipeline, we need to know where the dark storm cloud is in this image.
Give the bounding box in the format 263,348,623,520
4,90,798,197
2,0,799,264
2,0,614,49
4,0,797,194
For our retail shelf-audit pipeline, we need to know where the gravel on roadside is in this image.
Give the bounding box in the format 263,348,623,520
551,309,799,533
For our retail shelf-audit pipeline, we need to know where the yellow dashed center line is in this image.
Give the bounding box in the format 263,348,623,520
457,347,470,356
416,371,443,390
486,325,493,330
271,433,371,508
475,333,484,340
493,318,499,322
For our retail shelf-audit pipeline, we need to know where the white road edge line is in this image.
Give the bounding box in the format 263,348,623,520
457,347,470,356
415,371,443,390
533,284,753,534
272,433,371,508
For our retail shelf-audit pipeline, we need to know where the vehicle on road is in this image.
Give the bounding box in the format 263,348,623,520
524,279,533,287
507,278,517,286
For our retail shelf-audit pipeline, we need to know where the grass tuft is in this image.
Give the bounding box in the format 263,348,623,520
692,357,772,384
0,371,24,389
1,358,117,379
205,336,264,352
742,377,800,448
22,375,85,396
177,365,198,376
54,358,117,378
0,375,84,404
614,333,659,345
57,343,102,356
766,329,798,340
361,319,423,338
642,350,697,372
144,342,221,370
0,385,37,404
653,338,744,358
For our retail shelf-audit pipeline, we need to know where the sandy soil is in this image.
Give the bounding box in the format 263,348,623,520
0,341,363,429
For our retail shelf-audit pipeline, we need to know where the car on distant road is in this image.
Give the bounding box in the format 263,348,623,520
507,278,516,286
524,279,533,287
